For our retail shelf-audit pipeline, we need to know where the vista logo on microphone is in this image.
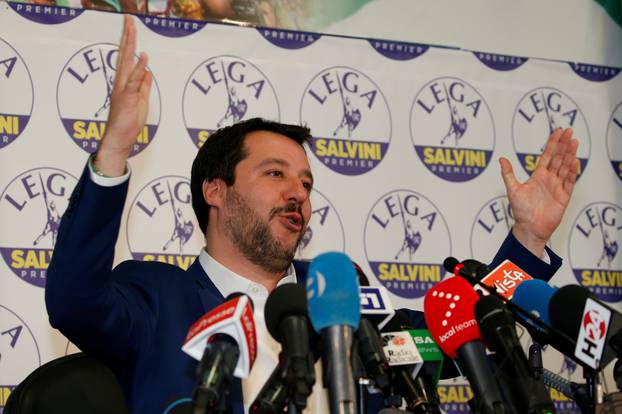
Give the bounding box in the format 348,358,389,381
477,259,533,300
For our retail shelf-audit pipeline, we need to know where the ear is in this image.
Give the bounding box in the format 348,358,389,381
202,178,226,208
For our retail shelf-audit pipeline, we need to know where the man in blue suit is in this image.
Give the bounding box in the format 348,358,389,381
46,15,580,414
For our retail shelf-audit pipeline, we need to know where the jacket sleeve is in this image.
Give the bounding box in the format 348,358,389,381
45,162,158,369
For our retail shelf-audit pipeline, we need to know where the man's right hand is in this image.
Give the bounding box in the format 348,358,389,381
94,15,153,177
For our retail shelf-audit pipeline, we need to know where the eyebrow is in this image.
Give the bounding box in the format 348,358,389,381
257,158,314,184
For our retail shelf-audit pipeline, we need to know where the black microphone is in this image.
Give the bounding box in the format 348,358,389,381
541,368,590,414
382,310,442,414
474,295,554,414
263,284,316,412
549,284,622,371
250,359,289,414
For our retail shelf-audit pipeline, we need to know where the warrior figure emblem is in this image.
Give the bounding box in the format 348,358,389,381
540,91,560,151
333,72,361,138
95,48,115,119
440,83,467,146
394,195,422,261
217,62,248,128
596,208,618,268
33,174,61,246
162,182,194,253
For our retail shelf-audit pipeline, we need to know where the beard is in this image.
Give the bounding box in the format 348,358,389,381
224,188,304,274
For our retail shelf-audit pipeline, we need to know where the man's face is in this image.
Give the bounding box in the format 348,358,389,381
222,130,313,273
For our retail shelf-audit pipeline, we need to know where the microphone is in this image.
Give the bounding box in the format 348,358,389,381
306,251,361,414
474,294,554,413
381,310,443,414
262,283,317,412
249,359,289,414
541,368,590,414
182,293,257,413
424,276,509,414
549,284,622,371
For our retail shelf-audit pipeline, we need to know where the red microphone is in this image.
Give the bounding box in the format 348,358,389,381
424,276,508,414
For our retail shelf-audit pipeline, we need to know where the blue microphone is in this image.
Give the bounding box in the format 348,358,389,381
512,279,557,325
306,252,360,414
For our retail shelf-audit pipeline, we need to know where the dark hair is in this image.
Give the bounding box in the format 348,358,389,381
190,118,312,234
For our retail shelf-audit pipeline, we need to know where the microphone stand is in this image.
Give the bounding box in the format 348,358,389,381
583,367,600,414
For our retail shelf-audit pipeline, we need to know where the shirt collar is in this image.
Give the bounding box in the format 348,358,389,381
198,249,297,303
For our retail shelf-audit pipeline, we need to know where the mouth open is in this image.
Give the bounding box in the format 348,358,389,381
278,213,303,233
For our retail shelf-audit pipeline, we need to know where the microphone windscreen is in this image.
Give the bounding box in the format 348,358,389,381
424,276,481,358
265,284,308,342
443,257,459,273
306,251,360,332
512,279,557,325
224,292,254,310
549,284,591,338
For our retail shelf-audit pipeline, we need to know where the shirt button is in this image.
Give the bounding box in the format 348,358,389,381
250,285,261,295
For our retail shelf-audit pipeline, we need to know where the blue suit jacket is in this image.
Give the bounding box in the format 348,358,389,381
46,165,562,414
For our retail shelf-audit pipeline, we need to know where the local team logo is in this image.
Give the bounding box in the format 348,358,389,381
410,77,495,182
606,102,622,181
183,55,280,148
569,62,620,82
294,188,345,260
0,304,41,410
473,51,527,71
57,43,161,156
8,2,83,24
470,195,514,260
258,28,321,49
0,168,77,288
0,37,33,150
512,87,590,179
300,66,391,176
368,39,428,61
138,15,207,37
364,190,451,299
569,202,622,302
127,176,203,270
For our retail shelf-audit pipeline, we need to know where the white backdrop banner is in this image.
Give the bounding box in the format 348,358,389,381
1,3,621,413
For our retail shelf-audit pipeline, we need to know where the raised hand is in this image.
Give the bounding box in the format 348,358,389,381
94,14,153,177
500,128,579,257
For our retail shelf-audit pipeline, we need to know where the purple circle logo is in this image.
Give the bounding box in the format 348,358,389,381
470,195,515,260
473,51,527,71
294,188,345,260
138,15,207,37
0,304,41,409
512,87,590,180
364,189,451,299
569,202,622,303
258,28,321,49
56,43,161,156
127,176,203,269
183,55,280,148
606,102,622,181
0,168,78,288
368,39,428,61
8,2,83,24
0,37,34,150
410,77,495,182
300,66,391,176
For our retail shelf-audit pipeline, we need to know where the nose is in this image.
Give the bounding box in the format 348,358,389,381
283,177,309,205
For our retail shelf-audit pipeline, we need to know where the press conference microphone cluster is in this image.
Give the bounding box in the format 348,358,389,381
182,293,257,414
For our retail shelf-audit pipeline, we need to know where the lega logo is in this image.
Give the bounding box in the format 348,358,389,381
512,87,590,179
258,28,321,49
569,202,622,303
183,55,280,148
410,76,495,182
0,37,33,150
470,195,514,260
8,2,83,25
364,190,451,299
138,15,207,38
294,188,345,260
0,168,78,288
368,39,428,61
606,102,622,182
0,304,41,409
300,66,391,176
437,383,473,412
56,43,161,156
126,176,203,270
